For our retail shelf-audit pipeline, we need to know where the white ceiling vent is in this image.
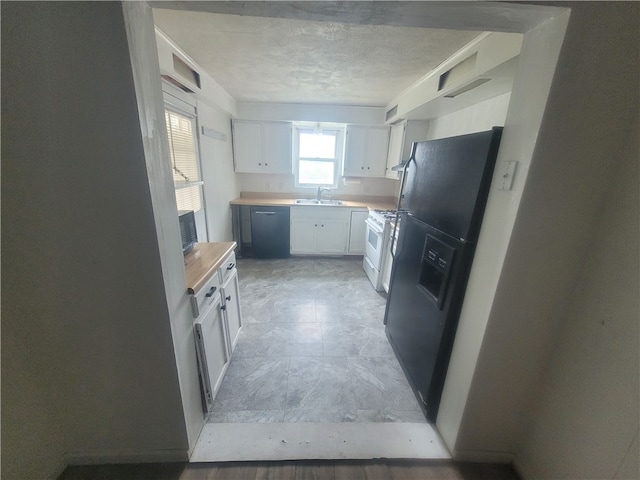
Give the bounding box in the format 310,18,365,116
161,74,195,94
438,53,477,92
385,105,398,122
172,54,201,90
444,78,491,98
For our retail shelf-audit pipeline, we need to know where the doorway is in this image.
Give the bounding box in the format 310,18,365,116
123,0,570,462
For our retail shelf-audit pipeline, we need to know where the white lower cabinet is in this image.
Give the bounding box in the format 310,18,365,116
190,247,243,412
221,268,242,353
194,293,229,412
290,207,350,255
290,218,318,254
348,209,369,254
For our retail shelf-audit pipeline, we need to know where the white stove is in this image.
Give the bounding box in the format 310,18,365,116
363,209,397,291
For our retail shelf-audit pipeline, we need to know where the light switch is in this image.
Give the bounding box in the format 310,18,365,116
498,161,517,190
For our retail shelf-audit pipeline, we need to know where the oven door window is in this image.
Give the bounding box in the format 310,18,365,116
367,228,380,250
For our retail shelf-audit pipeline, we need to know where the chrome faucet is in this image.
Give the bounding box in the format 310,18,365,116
317,187,331,201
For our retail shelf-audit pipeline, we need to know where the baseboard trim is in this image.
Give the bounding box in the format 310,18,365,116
452,449,515,464
65,448,189,466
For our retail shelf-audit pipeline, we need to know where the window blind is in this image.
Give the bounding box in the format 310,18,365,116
165,110,200,184
175,184,202,212
165,109,202,212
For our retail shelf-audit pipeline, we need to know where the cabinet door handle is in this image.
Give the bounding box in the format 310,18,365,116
205,286,217,298
225,295,231,301
220,305,226,311
226,263,235,270
254,212,275,215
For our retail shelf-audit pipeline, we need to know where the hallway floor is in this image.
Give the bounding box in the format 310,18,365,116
58,459,521,480
207,257,426,424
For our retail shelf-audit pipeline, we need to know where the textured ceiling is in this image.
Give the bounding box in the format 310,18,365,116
152,9,481,106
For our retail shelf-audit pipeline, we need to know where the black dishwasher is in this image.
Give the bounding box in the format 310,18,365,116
250,206,290,258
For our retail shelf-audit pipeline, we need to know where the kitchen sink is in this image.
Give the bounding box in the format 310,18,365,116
294,199,343,205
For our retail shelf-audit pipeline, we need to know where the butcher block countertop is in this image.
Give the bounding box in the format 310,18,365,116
184,242,236,294
230,193,397,211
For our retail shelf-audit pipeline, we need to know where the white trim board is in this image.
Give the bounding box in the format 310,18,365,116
190,423,451,462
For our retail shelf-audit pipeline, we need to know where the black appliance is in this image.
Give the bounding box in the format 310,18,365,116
250,206,290,258
384,127,503,422
179,210,198,255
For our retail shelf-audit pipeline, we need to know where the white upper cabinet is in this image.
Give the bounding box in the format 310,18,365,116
343,125,390,178
385,123,405,179
232,120,292,174
384,120,430,179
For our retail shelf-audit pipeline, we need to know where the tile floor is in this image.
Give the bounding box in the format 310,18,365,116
207,257,426,424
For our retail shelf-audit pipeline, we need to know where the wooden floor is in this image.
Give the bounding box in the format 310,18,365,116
58,459,520,480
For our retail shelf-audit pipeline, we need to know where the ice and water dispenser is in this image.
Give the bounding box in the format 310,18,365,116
417,235,456,309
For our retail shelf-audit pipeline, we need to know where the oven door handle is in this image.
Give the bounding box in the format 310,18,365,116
365,217,384,234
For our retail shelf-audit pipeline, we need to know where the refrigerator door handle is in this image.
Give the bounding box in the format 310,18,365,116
391,143,418,258
390,211,408,259
396,142,418,211
390,212,407,260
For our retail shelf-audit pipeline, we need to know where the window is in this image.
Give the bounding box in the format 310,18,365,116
294,124,344,188
165,108,203,212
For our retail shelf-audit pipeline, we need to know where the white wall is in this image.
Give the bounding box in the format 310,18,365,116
425,92,511,140
236,102,384,125
2,3,189,478
436,8,571,458
123,1,206,456
237,172,399,198
197,100,240,241
445,2,639,472
515,115,639,479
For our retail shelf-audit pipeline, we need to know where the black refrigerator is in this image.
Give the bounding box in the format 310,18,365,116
384,127,503,422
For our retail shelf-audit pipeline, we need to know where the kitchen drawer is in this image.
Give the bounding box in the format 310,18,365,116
191,271,221,318
218,252,237,285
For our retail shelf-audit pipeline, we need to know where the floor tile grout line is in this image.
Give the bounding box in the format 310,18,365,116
345,355,362,415
282,356,292,423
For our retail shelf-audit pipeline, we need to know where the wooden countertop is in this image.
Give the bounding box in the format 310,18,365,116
184,242,236,294
229,196,397,211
